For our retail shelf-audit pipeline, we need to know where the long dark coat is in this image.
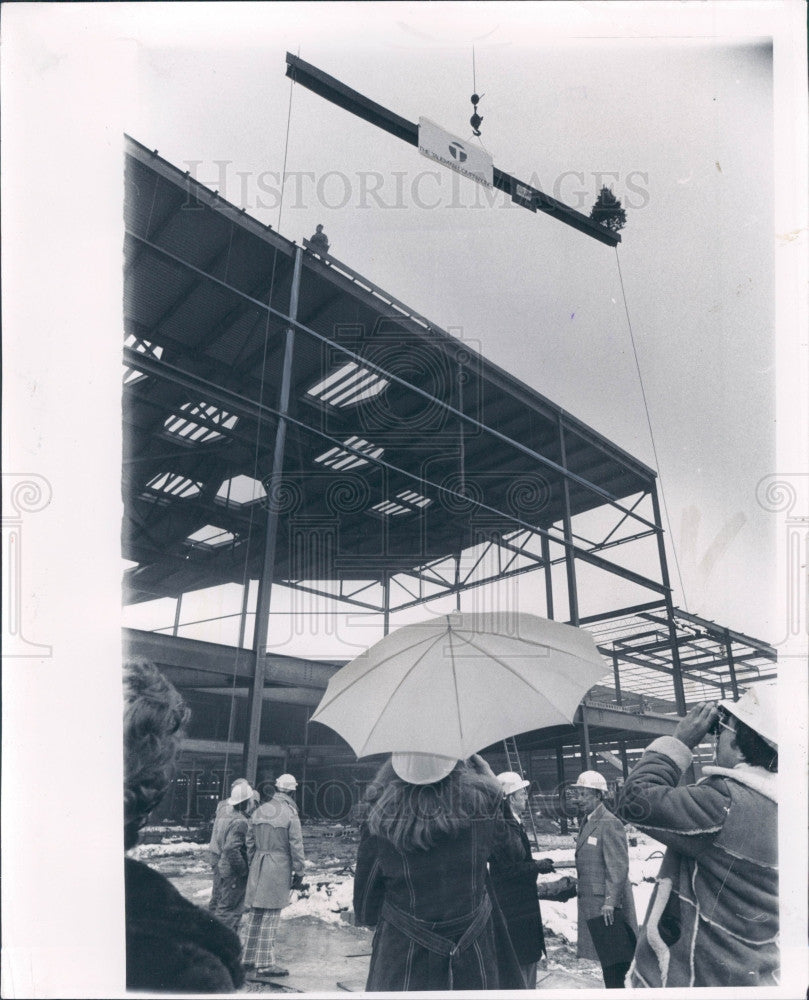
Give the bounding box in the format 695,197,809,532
574,801,638,961
488,806,547,963
125,857,244,993
354,809,525,991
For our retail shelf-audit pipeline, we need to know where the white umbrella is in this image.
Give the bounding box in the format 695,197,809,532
309,612,608,759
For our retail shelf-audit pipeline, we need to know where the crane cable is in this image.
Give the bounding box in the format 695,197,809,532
218,58,300,796
613,247,711,706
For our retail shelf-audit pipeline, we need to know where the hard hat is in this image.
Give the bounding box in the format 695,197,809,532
391,752,457,785
275,773,298,792
574,770,608,793
497,771,530,796
719,681,777,748
228,778,255,806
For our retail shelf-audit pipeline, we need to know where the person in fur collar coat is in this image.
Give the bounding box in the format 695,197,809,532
123,659,245,992
618,684,778,989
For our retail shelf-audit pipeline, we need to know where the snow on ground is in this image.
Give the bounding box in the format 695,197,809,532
143,828,665,951
131,841,210,859
533,833,664,945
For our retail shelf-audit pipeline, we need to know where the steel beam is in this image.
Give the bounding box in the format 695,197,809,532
125,231,657,531
284,53,620,247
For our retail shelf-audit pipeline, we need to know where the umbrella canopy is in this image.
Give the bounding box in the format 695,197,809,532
309,612,608,760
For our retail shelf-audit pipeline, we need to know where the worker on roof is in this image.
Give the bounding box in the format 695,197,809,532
307,223,330,254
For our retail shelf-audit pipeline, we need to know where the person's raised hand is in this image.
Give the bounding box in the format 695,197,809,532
673,701,719,749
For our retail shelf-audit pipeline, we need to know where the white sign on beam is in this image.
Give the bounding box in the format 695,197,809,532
418,117,493,188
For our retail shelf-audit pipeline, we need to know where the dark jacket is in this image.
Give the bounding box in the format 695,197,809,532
617,736,778,988
217,811,249,878
489,804,547,963
125,856,245,993
354,805,525,991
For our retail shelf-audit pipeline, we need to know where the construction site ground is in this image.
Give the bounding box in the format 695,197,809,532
135,821,610,992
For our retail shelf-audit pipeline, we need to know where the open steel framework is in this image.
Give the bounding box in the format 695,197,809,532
122,136,776,786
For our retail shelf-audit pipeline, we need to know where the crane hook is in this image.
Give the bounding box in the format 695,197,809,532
470,92,483,137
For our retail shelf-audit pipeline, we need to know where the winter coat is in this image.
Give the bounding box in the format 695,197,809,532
125,856,244,993
574,801,638,961
217,811,248,879
353,803,525,991
208,799,233,865
488,805,547,963
617,736,778,988
245,791,305,909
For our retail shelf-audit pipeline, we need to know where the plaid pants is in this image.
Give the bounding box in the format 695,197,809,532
240,907,282,968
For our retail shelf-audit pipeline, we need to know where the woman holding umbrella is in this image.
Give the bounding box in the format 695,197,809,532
353,752,525,991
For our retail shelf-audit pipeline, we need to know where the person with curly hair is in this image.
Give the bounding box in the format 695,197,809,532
123,659,245,992
353,752,525,991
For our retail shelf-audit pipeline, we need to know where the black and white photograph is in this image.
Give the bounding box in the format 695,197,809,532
3,2,808,996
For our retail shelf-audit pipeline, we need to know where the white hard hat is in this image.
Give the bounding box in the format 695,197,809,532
391,752,457,785
276,773,298,792
574,770,608,793
228,778,254,806
497,771,530,796
719,681,777,748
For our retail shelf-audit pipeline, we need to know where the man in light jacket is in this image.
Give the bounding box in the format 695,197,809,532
617,683,778,988
240,774,306,977
572,770,638,988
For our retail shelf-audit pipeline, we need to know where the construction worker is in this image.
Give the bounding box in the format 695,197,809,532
572,770,638,988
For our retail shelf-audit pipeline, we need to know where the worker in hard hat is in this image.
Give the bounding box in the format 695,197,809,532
241,774,306,978
617,685,779,988
571,770,638,988
488,772,556,988
211,778,255,932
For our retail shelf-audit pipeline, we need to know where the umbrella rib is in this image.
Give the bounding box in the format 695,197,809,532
312,631,447,714
455,627,599,660
446,622,464,748
451,633,566,696
356,632,450,757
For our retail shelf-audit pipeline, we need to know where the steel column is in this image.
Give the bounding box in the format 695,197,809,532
724,630,740,700
650,486,687,715
612,647,623,706
619,741,629,779
558,418,579,624
556,747,568,835
541,534,554,620
580,706,591,768
172,593,182,637
383,572,391,636
244,246,303,782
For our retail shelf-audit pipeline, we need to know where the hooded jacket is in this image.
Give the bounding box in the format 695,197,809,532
618,735,778,988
